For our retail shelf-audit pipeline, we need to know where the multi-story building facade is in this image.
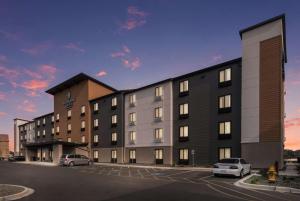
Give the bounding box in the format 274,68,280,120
124,80,173,165
14,15,286,168
13,118,29,155
0,134,9,158
90,91,128,163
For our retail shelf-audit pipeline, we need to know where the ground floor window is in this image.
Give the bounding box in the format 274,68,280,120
93,150,99,162
129,150,136,163
179,148,189,165
81,136,85,143
42,151,46,161
111,150,117,163
155,149,163,164
67,137,71,142
218,147,231,160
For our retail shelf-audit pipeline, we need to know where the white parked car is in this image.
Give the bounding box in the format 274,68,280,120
212,158,251,178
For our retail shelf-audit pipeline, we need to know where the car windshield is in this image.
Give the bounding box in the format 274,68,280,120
219,159,239,164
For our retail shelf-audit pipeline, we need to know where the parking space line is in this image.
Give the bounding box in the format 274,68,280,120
207,184,251,201
165,170,193,177
137,169,144,178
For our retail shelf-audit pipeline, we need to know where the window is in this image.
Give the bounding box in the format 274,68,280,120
67,110,72,119
43,118,46,125
81,136,85,143
129,113,136,125
56,113,60,121
155,149,163,160
81,121,86,131
179,103,189,118
51,128,54,135
67,124,72,132
93,150,99,159
154,107,163,119
112,115,117,124
129,150,136,163
112,132,117,142
219,148,231,160
155,86,163,97
112,97,117,107
94,119,99,128
179,149,189,160
94,103,99,112
37,131,40,137
67,137,71,142
219,95,231,112
43,129,45,136
129,94,136,105
219,122,231,135
81,106,86,115
179,126,189,138
37,120,40,126
111,150,117,159
179,80,189,93
51,115,54,123
219,68,231,83
129,131,136,144
154,128,163,141
94,135,99,143
56,126,60,134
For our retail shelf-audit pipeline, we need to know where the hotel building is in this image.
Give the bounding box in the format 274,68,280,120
14,15,286,168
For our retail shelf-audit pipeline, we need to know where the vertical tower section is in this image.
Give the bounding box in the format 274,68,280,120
240,15,287,168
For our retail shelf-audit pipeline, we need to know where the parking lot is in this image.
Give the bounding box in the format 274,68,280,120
1,161,300,201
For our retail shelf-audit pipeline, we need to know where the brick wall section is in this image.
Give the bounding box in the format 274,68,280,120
260,35,283,142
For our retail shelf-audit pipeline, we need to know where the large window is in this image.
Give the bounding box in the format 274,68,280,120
81,121,86,131
219,68,231,83
81,106,86,115
219,148,231,160
179,103,189,118
43,129,45,136
129,131,136,144
37,120,40,126
94,119,99,128
219,95,231,112
129,150,136,163
129,113,136,125
67,137,71,142
93,150,99,162
179,126,189,138
37,131,40,137
111,150,117,159
94,135,99,143
155,86,163,97
154,107,163,119
67,124,72,132
94,103,99,112
129,94,136,105
179,80,189,93
154,128,163,141
81,136,86,143
51,128,54,135
43,118,46,125
112,115,117,125
67,110,72,119
56,126,60,134
155,149,163,164
179,148,189,164
111,132,117,142
56,113,60,121
51,115,54,123
219,122,231,135
112,97,117,107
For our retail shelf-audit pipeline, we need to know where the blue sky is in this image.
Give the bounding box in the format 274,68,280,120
0,0,300,150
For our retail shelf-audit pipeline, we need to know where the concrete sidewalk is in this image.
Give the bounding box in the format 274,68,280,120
15,161,57,167
94,162,213,171
279,163,300,177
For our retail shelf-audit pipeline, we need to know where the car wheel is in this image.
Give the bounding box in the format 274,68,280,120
69,162,75,167
240,169,244,178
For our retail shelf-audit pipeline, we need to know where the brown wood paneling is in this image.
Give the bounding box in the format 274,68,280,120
260,35,283,142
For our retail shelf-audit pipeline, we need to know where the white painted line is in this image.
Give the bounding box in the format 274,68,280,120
198,175,214,180
207,184,251,201
165,170,193,177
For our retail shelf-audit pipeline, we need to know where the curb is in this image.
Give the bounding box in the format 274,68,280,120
234,174,300,194
93,162,212,171
0,184,34,201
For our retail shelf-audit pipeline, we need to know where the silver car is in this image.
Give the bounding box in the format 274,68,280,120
60,154,92,166
212,158,251,178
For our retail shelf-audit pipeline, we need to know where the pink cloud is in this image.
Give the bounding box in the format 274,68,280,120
0,30,21,40
120,6,148,31
122,57,141,70
127,6,148,17
21,42,52,56
285,118,300,129
24,69,43,79
0,65,19,80
123,45,131,53
18,100,36,113
96,71,107,77
40,64,57,80
20,80,49,90
64,42,85,53
121,19,146,30
0,55,7,62
0,91,6,100
0,111,6,117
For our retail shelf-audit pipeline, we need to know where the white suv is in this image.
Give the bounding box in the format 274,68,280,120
212,158,251,178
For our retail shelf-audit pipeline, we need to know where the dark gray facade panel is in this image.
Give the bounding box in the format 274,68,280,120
172,61,242,165
34,113,54,143
91,93,125,149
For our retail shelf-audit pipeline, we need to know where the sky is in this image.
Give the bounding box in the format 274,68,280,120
0,0,299,151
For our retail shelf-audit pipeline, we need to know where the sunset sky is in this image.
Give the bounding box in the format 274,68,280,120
0,0,299,151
